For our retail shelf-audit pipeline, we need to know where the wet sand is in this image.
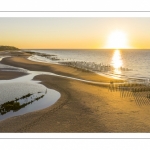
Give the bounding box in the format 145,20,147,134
0,54,150,132
0,71,27,80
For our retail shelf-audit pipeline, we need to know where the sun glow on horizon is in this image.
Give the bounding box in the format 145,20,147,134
106,30,129,49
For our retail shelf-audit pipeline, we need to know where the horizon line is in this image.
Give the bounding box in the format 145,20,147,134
21,48,150,50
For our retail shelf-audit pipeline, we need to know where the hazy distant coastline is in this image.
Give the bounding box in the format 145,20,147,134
0,46,19,51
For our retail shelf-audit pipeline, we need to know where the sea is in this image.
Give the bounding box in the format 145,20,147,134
25,49,150,82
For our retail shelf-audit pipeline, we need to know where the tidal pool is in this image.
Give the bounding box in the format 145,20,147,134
0,69,60,121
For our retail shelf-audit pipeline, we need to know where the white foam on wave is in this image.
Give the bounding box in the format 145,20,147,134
28,55,59,65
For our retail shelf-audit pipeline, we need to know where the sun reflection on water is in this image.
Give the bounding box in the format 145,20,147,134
111,49,123,74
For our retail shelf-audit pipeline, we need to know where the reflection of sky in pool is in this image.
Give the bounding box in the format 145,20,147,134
0,82,46,105
0,88,60,121
0,60,61,121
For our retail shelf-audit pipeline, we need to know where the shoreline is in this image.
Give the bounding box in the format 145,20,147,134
0,52,150,132
26,50,150,83
1,53,123,83
26,51,149,83
27,51,125,80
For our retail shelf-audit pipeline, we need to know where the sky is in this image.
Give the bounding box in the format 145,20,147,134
0,17,150,49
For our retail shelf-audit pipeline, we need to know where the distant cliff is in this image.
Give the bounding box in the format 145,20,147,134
0,46,19,51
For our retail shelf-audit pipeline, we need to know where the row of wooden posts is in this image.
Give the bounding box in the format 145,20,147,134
108,82,150,103
61,61,111,72
61,61,132,73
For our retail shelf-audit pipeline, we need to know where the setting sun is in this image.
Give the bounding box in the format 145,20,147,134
106,30,129,49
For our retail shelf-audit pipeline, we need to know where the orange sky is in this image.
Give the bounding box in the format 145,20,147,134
0,18,150,49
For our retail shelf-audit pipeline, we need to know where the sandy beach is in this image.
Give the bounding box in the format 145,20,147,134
0,71,27,80
0,52,150,132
